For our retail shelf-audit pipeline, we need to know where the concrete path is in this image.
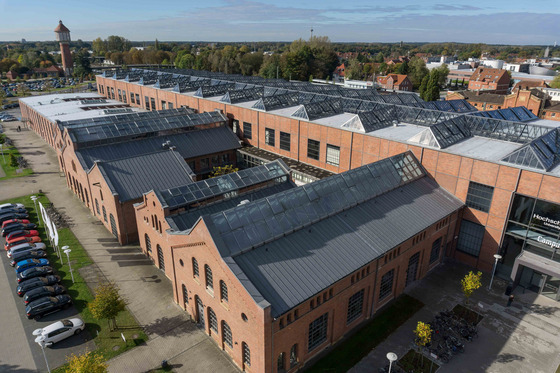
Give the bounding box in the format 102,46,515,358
350,261,560,373
0,112,239,373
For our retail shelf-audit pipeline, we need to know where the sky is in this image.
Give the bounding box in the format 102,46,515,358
0,0,558,45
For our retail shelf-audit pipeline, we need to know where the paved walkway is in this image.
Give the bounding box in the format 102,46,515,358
0,113,239,373
350,261,560,373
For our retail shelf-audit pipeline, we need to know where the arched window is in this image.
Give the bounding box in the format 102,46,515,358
102,206,107,222
109,214,117,237
159,220,162,233
95,199,100,215
192,258,199,277
278,352,285,372
290,344,298,368
84,189,89,206
208,307,218,334
145,234,152,253
222,321,232,348
242,342,251,368
205,264,213,291
220,280,228,303
156,244,165,271
182,284,188,308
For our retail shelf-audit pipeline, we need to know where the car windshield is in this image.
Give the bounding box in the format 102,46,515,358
44,286,53,292
49,297,58,304
62,320,73,327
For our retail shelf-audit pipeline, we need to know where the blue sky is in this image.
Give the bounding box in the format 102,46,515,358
0,0,558,44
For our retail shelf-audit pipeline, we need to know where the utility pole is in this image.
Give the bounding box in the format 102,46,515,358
310,27,314,40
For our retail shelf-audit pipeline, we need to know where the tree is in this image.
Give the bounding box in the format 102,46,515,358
423,70,441,101
65,350,107,373
210,165,239,178
374,52,385,63
396,61,409,75
413,321,432,365
346,58,363,80
9,153,18,168
73,50,92,81
91,37,107,56
461,271,482,305
419,75,429,100
89,282,126,331
408,56,429,89
43,79,53,93
16,83,30,97
550,75,560,89
433,64,450,86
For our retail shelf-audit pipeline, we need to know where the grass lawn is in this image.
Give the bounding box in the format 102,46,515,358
0,194,147,371
398,349,440,373
0,135,34,180
307,294,424,373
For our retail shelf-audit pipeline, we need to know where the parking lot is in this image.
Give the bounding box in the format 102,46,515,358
0,226,95,372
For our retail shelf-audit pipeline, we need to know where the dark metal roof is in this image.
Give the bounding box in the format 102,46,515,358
97,150,194,202
220,87,264,104
167,181,295,232
76,125,241,170
157,159,291,209
471,107,538,122
502,128,560,171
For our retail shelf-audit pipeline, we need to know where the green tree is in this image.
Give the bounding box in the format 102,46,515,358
374,52,385,63
91,37,107,56
65,350,107,373
346,58,363,80
396,61,409,75
210,165,239,178
154,39,160,51
89,282,126,331
408,56,429,89
419,75,429,100
461,271,482,305
9,153,18,168
73,50,92,81
433,64,450,86
16,83,30,97
423,70,441,101
550,75,560,89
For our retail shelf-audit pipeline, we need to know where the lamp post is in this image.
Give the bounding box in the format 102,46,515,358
386,352,398,373
63,248,74,283
34,336,52,373
30,195,39,225
488,254,502,290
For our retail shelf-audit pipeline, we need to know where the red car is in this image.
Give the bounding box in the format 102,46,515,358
6,230,40,241
2,219,30,229
4,236,42,251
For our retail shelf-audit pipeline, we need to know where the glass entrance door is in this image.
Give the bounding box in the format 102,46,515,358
542,275,560,300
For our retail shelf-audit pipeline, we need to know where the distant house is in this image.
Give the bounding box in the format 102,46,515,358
467,67,510,94
377,74,413,91
512,80,549,91
446,91,505,111
333,63,345,82
32,65,63,78
6,70,19,80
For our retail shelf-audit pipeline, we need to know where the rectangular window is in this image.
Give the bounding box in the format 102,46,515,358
430,237,442,264
466,181,494,212
346,289,364,324
150,98,156,111
243,122,252,139
232,120,239,135
379,269,394,300
326,144,340,166
265,128,275,146
457,220,485,257
280,132,291,151
117,89,122,101
122,91,127,103
110,87,115,99
130,92,134,103
307,139,320,160
99,85,104,94
308,313,328,351
161,100,167,109
135,93,140,105
200,158,209,170
168,102,173,109
145,96,150,110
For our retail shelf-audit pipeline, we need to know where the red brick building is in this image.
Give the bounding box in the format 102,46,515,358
376,74,413,91
54,20,73,76
467,67,510,94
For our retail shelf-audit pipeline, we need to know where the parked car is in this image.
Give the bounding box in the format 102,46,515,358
24,285,66,305
0,203,25,211
7,242,47,258
5,236,41,251
2,219,30,229
0,213,29,224
0,207,27,217
32,318,84,346
15,258,50,274
16,266,53,283
10,250,47,266
2,223,37,236
16,275,61,296
25,295,72,320
6,230,39,241
5,230,39,244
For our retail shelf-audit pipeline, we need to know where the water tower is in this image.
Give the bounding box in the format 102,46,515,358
54,20,73,76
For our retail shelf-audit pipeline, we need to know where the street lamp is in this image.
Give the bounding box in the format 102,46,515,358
30,195,40,225
64,248,74,283
33,334,52,373
488,254,502,290
60,245,68,265
386,352,398,373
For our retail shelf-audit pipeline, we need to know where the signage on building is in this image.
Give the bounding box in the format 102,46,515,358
533,214,560,231
537,235,560,250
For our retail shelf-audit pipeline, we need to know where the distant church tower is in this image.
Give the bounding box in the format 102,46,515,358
54,20,73,76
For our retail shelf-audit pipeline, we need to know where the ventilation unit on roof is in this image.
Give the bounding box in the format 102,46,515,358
103,108,133,115
238,200,250,206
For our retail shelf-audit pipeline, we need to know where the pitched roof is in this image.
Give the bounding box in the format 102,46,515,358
200,152,463,316
458,91,506,105
75,126,241,170
513,80,550,91
96,151,194,202
54,20,70,33
470,67,508,82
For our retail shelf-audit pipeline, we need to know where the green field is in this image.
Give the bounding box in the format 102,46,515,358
0,135,34,180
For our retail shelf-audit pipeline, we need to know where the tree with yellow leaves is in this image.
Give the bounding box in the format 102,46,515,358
65,350,107,373
413,321,432,364
210,165,239,178
461,271,482,305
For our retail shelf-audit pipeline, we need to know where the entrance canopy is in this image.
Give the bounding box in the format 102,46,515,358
512,250,560,281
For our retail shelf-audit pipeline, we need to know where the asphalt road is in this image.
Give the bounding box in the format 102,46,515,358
0,233,95,372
